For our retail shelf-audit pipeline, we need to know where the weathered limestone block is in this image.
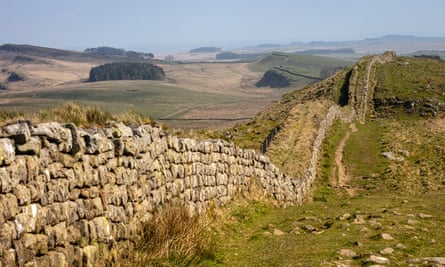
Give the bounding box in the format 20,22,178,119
66,224,82,245
121,139,139,157
83,132,114,155
84,198,104,220
0,194,18,224
2,122,31,144
0,138,15,166
84,166,100,187
89,216,112,242
15,204,40,235
110,122,133,138
106,205,127,223
0,221,16,250
14,184,31,205
118,156,136,169
16,137,41,155
1,248,17,267
174,178,185,194
0,167,14,193
8,157,27,185
45,222,68,248
47,251,68,267
47,178,70,203
14,233,48,265
31,122,72,152
170,164,185,179
82,245,98,267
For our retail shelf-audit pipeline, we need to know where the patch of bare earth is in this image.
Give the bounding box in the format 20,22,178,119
332,123,357,196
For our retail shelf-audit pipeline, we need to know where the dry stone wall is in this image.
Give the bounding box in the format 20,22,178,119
0,121,309,266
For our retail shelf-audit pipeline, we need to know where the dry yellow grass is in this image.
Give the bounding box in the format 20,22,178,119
266,99,333,178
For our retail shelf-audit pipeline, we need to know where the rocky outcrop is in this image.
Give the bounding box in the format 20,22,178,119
0,121,308,266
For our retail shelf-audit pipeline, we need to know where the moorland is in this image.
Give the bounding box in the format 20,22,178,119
1,38,445,266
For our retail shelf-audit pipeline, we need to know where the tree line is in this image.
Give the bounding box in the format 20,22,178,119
88,62,165,82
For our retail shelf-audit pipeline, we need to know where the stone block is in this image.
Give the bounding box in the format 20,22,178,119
31,122,72,152
82,245,98,267
0,221,16,250
0,167,13,193
2,122,31,144
44,222,68,248
0,138,15,166
16,137,41,155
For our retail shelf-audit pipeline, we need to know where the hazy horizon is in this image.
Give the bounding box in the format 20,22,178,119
2,0,445,53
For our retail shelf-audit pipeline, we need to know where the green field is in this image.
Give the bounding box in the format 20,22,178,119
1,81,247,120
248,51,351,76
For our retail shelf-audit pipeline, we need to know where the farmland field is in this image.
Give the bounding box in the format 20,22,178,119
0,56,290,129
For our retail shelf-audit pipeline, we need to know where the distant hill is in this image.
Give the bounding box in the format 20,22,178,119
0,44,155,61
296,48,355,55
189,47,222,53
0,43,85,59
250,52,350,88
88,62,165,82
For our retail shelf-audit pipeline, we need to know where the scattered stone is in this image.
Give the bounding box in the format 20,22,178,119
404,225,416,230
382,151,404,161
417,213,433,219
396,243,407,249
430,239,437,244
408,257,445,266
341,223,350,230
353,214,366,225
337,248,357,259
407,219,420,225
368,255,390,264
380,247,394,255
381,233,394,241
292,226,302,235
338,213,351,221
359,227,371,236
273,229,284,236
303,224,316,232
421,227,430,232
263,231,272,237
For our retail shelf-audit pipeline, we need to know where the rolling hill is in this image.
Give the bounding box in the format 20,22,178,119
209,52,445,266
250,52,351,88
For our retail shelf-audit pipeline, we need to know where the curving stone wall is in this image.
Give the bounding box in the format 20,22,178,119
0,121,307,266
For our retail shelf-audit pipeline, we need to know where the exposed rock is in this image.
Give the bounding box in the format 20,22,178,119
396,243,407,249
273,229,284,236
418,213,433,219
382,151,404,161
2,122,31,144
337,248,357,259
338,213,351,221
367,255,390,264
408,257,445,266
0,138,15,165
381,233,394,241
380,247,394,255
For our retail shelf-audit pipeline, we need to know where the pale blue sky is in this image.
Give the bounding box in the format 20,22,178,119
1,0,444,53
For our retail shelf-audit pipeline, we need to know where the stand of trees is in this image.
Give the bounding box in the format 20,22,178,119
84,46,154,59
88,62,165,82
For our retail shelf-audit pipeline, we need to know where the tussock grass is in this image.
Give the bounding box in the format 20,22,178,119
0,102,153,128
114,203,214,267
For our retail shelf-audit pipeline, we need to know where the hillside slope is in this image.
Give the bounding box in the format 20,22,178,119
209,52,445,266
250,52,351,89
